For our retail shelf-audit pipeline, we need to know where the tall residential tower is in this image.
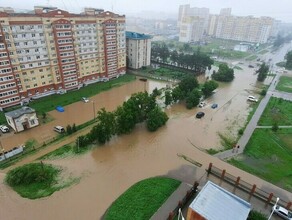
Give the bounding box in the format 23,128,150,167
0,6,126,110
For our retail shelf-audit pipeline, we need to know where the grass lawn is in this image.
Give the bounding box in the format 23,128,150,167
229,128,292,192
154,67,188,80
276,62,286,68
0,74,136,124
276,76,292,93
104,177,181,220
258,97,292,126
245,55,258,61
5,163,79,199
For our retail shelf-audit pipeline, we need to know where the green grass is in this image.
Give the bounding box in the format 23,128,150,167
5,163,79,199
206,148,220,155
104,177,180,220
258,97,292,126
245,55,257,61
276,76,292,93
153,67,188,80
229,128,292,192
0,74,136,124
38,145,74,160
258,49,269,55
234,66,243,70
276,62,286,68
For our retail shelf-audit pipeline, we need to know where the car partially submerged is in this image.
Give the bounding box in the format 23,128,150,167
0,125,9,133
247,95,258,102
272,205,292,220
211,103,218,109
82,97,89,103
196,112,205,119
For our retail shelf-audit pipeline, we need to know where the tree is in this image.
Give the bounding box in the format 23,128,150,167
164,90,172,106
256,62,269,82
179,75,199,97
115,105,136,134
202,80,218,97
66,125,72,135
186,89,202,109
152,87,161,98
72,123,77,133
146,107,169,132
170,50,179,65
212,63,234,82
285,51,292,70
171,87,184,102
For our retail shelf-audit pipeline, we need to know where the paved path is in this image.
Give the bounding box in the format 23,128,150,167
150,182,193,220
215,72,292,160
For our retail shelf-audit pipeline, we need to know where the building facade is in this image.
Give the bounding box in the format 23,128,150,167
126,31,151,69
5,106,39,132
0,6,126,110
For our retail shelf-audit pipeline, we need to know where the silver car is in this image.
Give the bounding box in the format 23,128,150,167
272,205,292,220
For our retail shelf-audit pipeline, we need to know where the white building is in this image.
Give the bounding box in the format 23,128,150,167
5,107,39,133
126,31,152,69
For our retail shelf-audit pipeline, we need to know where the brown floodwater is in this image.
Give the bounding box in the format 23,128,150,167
1,63,290,220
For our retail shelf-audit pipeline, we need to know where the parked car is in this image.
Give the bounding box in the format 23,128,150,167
0,125,9,133
81,97,89,103
196,112,205,119
53,126,65,133
248,65,254,68
272,205,292,220
198,102,206,108
211,103,218,109
247,95,258,102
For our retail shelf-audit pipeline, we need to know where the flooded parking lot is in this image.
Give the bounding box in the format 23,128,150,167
1,60,289,220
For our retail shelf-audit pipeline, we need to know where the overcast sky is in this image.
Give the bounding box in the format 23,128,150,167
1,0,292,22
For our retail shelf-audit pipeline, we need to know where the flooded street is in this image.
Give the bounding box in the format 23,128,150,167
1,60,288,220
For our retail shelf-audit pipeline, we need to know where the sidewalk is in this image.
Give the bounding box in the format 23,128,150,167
150,182,193,220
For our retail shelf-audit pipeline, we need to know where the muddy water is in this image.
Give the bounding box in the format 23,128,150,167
0,79,167,151
1,63,285,220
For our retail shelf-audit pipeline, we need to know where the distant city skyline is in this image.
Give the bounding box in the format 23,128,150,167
1,0,292,22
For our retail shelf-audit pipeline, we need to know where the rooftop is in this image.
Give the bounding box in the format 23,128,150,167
126,31,152,40
5,107,36,119
189,181,251,220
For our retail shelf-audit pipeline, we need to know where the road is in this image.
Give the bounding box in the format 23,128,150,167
215,42,292,159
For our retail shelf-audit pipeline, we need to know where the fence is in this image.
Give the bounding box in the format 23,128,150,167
167,181,199,220
207,163,292,210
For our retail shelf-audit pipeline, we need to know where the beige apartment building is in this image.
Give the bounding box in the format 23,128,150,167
126,31,151,69
0,6,126,110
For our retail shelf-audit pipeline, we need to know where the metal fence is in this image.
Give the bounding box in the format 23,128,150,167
207,163,292,210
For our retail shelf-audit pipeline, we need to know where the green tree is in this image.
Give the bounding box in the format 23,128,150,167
256,62,269,82
66,125,72,135
146,107,169,132
212,63,234,82
171,87,184,102
152,87,161,98
170,50,179,65
72,123,77,133
285,51,292,70
202,80,218,97
115,105,136,134
178,75,199,96
164,90,172,106
186,89,201,109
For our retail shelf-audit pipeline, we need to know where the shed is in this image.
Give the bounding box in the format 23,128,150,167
187,181,251,220
5,107,39,133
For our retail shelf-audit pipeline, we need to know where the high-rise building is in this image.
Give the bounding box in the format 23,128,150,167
220,8,232,16
0,6,126,110
178,5,209,42
126,31,151,69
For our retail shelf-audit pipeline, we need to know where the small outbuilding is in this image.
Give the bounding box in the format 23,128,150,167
5,107,39,133
187,181,251,220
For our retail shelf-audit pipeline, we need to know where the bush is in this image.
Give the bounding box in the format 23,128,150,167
260,89,267,96
5,163,59,187
238,128,244,135
272,122,279,132
247,210,267,220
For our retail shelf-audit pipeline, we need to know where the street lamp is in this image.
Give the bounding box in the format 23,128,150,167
268,197,279,220
92,101,96,119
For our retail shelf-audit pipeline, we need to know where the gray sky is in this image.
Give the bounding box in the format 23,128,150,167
1,0,292,22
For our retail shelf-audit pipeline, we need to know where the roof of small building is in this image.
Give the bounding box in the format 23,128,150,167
189,181,251,220
126,31,152,40
5,107,36,119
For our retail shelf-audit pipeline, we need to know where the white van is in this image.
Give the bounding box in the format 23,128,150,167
247,96,258,102
54,126,65,133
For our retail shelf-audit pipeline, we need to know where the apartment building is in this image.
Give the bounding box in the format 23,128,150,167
0,6,126,110
178,5,276,44
126,31,151,69
178,5,209,43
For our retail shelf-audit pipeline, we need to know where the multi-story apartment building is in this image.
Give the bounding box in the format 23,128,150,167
126,31,151,69
178,5,276,44
0,6,126,110
178,5,209,43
